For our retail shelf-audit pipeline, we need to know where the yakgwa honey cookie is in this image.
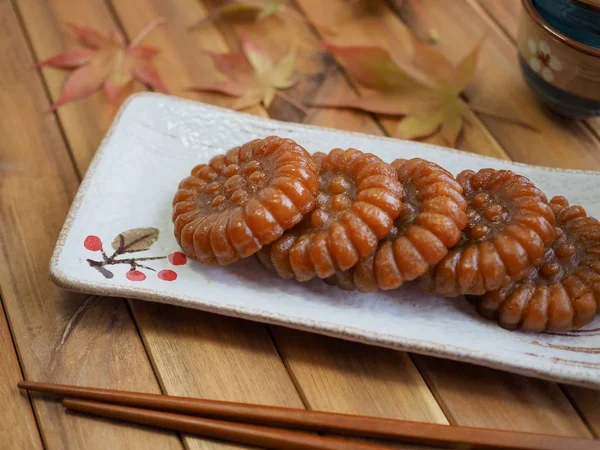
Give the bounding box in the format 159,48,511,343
258,148,404,282
470,196,600,332
172,136,318,265
325,158,467,292
419,168,556,297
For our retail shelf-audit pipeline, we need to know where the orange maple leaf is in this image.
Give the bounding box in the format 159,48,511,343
36,18,169,111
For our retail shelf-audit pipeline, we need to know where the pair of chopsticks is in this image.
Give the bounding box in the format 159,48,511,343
18,380,599,450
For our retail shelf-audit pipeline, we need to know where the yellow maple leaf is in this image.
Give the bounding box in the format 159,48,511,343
315,38,483,146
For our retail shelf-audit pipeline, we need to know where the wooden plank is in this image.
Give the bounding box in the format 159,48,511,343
413,357,592,436
477,0,521,39
271,327,447,423
564,387,600,437
393,0,600,169
281,0,595,436
4,1,182,449
0,299,43,449
132,303,305,450
476,0,600,146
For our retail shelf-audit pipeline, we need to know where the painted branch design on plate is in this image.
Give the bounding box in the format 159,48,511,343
84,227,187,282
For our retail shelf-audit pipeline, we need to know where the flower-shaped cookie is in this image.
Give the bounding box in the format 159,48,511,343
326,158,467,292
258,148,404,281
420,169,556,297
471,196,600,332
172,136,318,265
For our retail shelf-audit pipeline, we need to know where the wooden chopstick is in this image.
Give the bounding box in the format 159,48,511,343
62,398,386,450
20,380,600,450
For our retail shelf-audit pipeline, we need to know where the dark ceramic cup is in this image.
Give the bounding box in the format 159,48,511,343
517,0,600,117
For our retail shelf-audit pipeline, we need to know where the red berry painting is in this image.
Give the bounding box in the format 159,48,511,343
158,269,178,281
126,270,147,281
84,227,186,282
168,252,187,266
84,235,103,251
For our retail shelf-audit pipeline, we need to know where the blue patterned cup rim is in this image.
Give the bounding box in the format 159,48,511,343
523,0,600,57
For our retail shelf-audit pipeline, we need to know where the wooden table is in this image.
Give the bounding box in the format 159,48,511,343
2,0,599,448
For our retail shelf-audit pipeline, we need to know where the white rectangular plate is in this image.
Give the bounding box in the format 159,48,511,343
51,93,600,388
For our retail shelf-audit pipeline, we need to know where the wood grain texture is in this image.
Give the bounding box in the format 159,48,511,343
477,0,521,39
395,0,600,169
271,328,447,424
0,1,182,449
476,0,600,146
413,357,592,436
564,387,600,437
131,303,305,450
0,299,43,449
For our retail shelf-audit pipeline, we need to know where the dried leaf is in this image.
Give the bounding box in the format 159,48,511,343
36,18,169,111
315,40,485,146
396,110,445,139
454,40,483,90
33,49,95,69
190,35,302,112
439,102,466,145
324,44,423,91
112,227,160,254
409,35,454,84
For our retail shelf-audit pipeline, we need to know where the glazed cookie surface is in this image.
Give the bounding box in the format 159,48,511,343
258,148,404,282
326,158,467,292
420,168,556,297
471,196,600,332
172,136,318,265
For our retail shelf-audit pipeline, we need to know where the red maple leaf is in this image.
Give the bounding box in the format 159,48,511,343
36,18,169,111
